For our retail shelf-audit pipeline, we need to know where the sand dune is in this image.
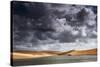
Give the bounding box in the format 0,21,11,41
12,52,57,59
58,48,97,56
11,48,97,60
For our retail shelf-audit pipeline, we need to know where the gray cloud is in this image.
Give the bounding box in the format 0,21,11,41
12,1,97,51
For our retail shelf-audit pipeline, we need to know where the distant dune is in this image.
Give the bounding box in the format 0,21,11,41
11,48,97,60
58,48,97,56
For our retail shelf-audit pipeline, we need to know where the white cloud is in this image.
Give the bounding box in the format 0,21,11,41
71,30,79,36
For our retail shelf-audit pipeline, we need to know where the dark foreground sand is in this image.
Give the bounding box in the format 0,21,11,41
11,55,97,66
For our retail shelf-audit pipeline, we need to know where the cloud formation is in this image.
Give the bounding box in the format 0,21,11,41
12,1,97,51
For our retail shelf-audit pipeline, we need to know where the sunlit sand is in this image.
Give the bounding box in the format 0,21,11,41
12,48,97,60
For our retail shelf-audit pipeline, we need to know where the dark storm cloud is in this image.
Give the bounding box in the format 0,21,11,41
12,1,97,51
12,1,47,19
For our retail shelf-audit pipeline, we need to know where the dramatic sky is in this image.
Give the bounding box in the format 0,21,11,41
12,1,97,51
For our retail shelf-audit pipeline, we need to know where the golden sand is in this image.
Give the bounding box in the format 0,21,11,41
11,48,97,60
